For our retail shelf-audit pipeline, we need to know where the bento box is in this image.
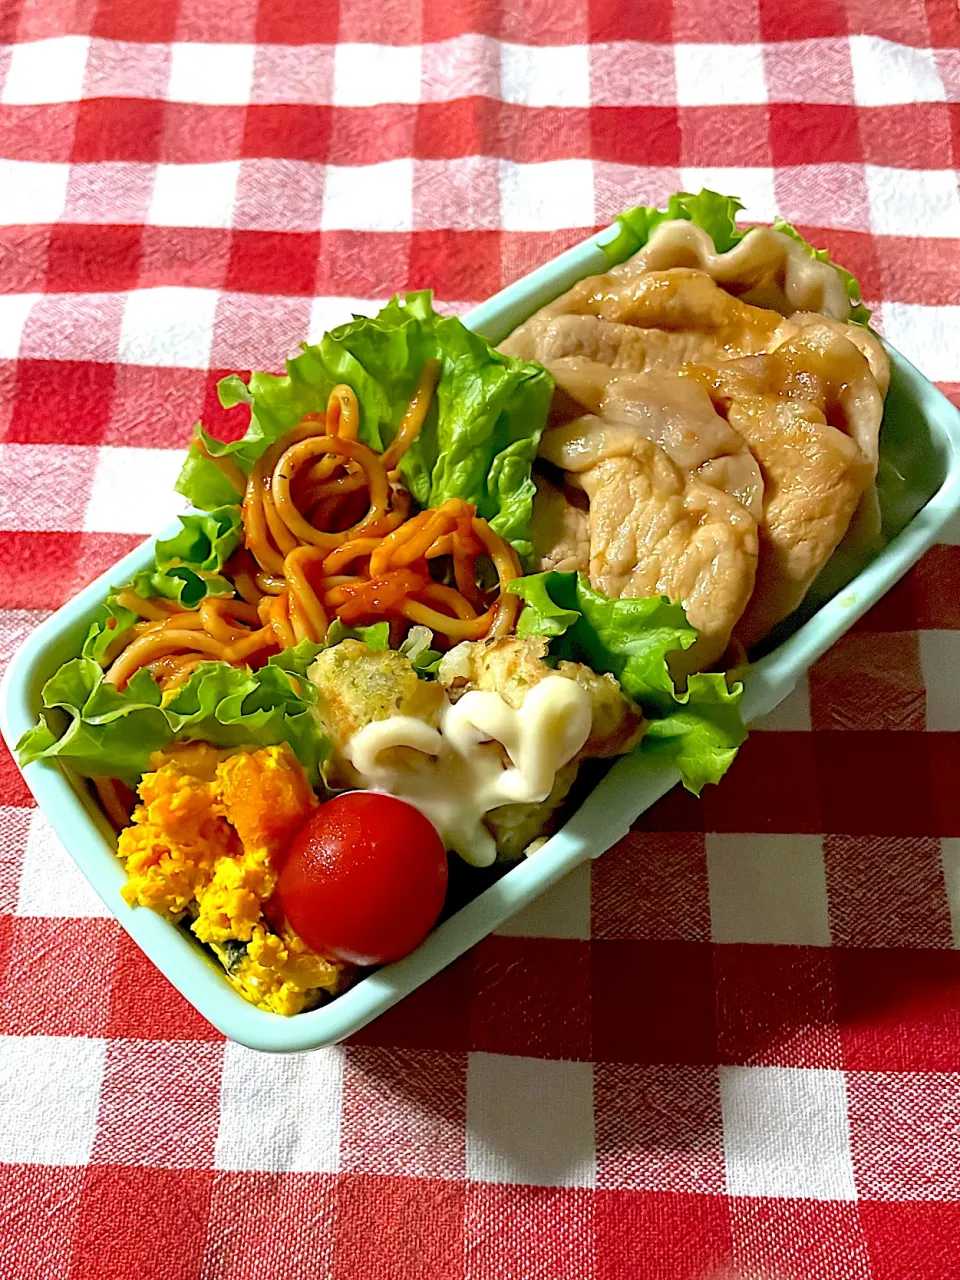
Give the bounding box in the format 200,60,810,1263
3,220,960,1052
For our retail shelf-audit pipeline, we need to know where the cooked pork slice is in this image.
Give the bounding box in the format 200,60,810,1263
713,351,875,649
529,474,590,574
627,220,854,320
499,268,784,365
567,440,758,673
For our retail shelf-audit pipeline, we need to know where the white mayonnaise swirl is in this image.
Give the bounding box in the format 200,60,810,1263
345,676,593,866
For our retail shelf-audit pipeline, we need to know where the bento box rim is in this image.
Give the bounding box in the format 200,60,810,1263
3,222,960,1053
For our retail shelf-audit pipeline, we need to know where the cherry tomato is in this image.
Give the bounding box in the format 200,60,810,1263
274,791,448,966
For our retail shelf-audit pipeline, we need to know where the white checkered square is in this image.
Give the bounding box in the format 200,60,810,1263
0,293,40,360
307,296,380,343
499,159,595,231
706,834,831,946
866,167,960,238
850,34,946,106
0,1035,106,1165
15,810,111,919
0,159,69,224
466,1053,595,1188
500,42,590,107
82,446,187,535
880,304,960,383
1,34,90,104
234,159,325,233
720,1066,857,1200
332,42,422,106
148,161,240,230
674,43,767,105
167,41,255,105
421,33,500,103
118,287,218,369
215,1042,344,1173
495,863,591,940
752,676,812,732
680,166,777,223
321,160,414,232
251,43,335,106
84,37,171,100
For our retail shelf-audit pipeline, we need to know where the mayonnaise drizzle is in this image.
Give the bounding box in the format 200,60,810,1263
345,676,593,866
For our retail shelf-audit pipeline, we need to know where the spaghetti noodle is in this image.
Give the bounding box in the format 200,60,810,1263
101,359,522,691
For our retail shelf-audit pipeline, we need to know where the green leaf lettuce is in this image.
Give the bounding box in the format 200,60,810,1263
510,572,746,794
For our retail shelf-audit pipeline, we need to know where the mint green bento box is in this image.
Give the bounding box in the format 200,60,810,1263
4,224,960,1052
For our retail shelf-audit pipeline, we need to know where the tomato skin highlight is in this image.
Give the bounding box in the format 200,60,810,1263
274,791,448,966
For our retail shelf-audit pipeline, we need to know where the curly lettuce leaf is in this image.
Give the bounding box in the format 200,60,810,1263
16,658,330,787
128,507,242,608
81,597,140,666
602,188,870,326
174,438,244,509
510,571,746,793
176,293,552,558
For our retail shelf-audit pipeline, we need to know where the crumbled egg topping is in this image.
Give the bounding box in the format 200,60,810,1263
117,741,343,1016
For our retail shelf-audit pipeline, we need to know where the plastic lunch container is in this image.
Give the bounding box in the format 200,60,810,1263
3,224,960,1052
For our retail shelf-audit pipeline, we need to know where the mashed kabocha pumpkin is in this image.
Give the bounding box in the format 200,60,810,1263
117,742,344,1015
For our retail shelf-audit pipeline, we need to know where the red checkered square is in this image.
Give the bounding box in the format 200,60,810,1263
588,0,672,42
255,0,340,44
91,1038,224,1168
592,831,710,942
0,916,118,1037
138,226,231,292
407,230,501,302
242,104,332,162
412,158,500,232
0,1164,85,1280
835,948,960,1070
847,1070,960,1200
588,42,676,108
715,945,843,1069
465,1184,593,1280
809,630,925,731
731,1199,873,1280
596,1189,733,1280
251,44,336,106
590,107,682,167
769,103,864,166
226,230,321,297
499,0,588,43
72,97,165,163
7,359,114,446
759,0,849,39
44,224,144,295
672,0,761,41
0,226,49,295
857,545,960,631
595,1064,725,1193
592,941,718,1065
814,732,941,838
0,103,78,163
846,0,936,44
14,0,97,42
468,935,590,1059
68,1165,214,1280
332,1174,466,1280
204,1171,337,1280
860,1201,960,1280
824,836,954,948
316,230,411,301
341,1047,466,1179
700,732,822,835
347,952,471,1052
92,0,179,41
106,931,225,1041
105,363,205,448
876,234,960,306
208,292,311,370
0,739,33,807
0,529,142,609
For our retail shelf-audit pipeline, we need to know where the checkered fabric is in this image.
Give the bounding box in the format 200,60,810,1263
1,0,960,1276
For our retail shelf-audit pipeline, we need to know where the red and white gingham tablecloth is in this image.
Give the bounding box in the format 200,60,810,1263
1,0,959,1276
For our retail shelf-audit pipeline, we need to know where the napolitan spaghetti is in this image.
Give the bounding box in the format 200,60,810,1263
101,360,522,695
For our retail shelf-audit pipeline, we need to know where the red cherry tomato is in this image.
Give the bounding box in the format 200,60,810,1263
274,791,448,966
